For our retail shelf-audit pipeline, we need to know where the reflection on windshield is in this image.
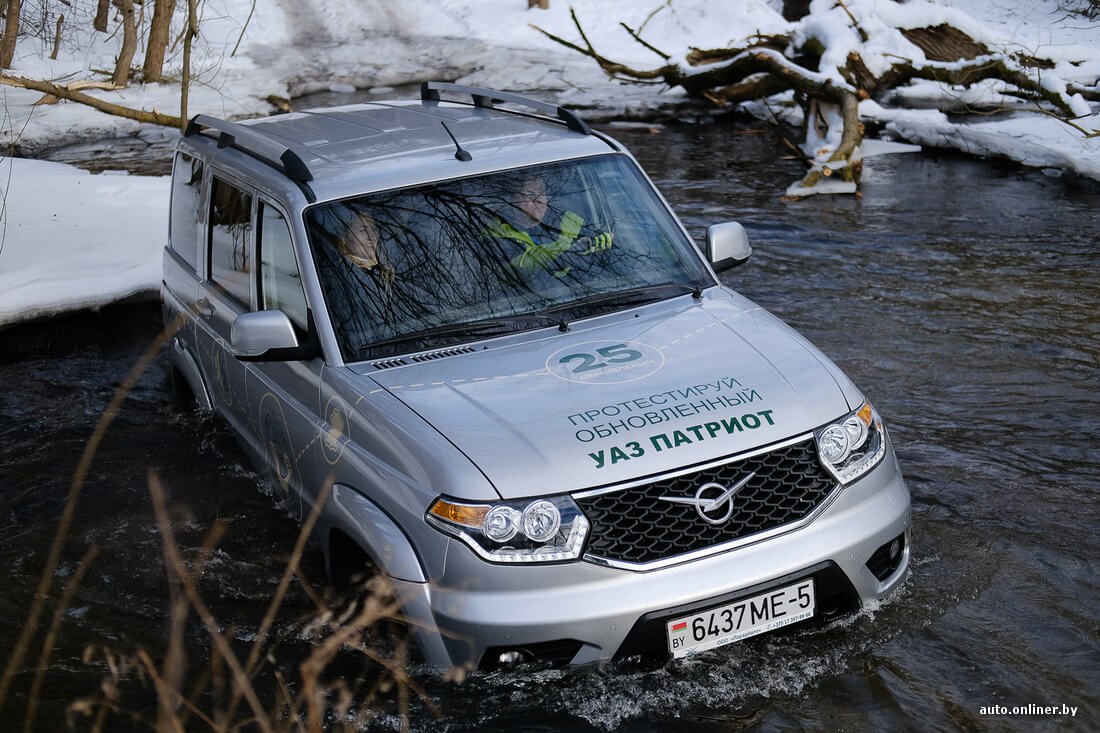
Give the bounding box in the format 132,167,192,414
307,154,713,360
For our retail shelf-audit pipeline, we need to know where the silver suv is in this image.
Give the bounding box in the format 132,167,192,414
162,82,911,670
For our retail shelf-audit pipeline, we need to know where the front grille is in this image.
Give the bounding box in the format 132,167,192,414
575,438,836,566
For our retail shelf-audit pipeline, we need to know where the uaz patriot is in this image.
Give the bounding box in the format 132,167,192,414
161,82,911,670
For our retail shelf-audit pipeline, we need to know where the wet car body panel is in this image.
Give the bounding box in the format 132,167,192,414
363,288,855,497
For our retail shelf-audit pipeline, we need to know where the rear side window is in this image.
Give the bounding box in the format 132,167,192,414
209,178,253,306
259,202,309,332
168,152,203,269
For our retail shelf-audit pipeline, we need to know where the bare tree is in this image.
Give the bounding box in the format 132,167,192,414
180,0,199,130
143,0,176,82
0,0,228,132
48,13,63,60
0,0,22,69
93,0,109,33
111,0,137,88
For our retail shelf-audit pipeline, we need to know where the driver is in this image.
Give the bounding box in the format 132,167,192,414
482,174,613,278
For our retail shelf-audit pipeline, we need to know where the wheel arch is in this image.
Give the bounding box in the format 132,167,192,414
319,484,428,584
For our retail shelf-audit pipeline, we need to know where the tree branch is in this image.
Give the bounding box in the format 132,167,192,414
535,8,1092,195
528,21,672,80
619,21,670,61
836,0,869,43
670,48,854,100
702,73,789,105
880,54,1077,117
1067,82,1100,102
0,75,183,127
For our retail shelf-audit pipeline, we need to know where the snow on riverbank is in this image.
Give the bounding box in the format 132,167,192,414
0,0,1097,327
0,158,167,326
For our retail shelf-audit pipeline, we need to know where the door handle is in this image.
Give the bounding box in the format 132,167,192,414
196,297,216,318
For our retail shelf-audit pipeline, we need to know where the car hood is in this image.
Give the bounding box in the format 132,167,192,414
360,290,859,499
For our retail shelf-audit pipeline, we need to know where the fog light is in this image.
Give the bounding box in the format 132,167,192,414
866,532,907,581
497,650,525,666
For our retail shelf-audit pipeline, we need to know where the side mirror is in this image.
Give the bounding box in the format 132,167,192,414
231,310,319,362
706,221,752,272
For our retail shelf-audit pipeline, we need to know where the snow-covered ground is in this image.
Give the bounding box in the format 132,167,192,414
0,158,167,326
0,0,1097,327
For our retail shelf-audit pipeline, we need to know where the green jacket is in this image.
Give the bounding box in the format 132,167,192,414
482,211,612,274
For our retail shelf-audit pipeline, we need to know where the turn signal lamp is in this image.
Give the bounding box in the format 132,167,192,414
429,501,488,527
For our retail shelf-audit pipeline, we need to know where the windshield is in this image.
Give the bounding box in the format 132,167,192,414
306,154,714,360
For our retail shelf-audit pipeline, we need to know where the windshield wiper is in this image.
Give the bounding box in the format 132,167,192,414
359,284,702,354
543,281,704,318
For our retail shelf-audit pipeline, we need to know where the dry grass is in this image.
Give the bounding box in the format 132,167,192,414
0,320,441,731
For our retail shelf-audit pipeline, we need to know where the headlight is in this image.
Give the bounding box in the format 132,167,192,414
427,495,589,563
815,402,887,484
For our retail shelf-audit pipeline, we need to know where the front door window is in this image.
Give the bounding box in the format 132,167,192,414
258,202,308,333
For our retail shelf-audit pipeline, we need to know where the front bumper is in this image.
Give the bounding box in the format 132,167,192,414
394,451,911,671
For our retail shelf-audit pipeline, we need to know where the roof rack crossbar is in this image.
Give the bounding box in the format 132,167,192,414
185,114,315,184
420,81,591,135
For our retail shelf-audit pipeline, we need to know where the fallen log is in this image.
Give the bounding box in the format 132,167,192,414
0,74,183,128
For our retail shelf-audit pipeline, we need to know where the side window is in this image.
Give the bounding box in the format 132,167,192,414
259,202,309,332
168,152,203,269
209,177,253,306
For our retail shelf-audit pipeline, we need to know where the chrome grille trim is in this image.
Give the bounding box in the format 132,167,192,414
582,487,842,572
574,433,816,499
574,434,839,570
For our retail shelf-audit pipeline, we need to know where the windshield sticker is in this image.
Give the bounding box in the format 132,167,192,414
588,410,777,469
546,340,664,384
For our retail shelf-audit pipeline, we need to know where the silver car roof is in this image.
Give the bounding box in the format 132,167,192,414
221,99,622,203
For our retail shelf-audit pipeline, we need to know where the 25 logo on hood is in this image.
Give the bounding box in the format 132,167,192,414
546,340,664,384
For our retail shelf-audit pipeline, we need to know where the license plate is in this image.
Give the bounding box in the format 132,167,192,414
666,579,816,658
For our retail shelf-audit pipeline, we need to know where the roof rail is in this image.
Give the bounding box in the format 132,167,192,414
184,114,316,201
420,81,591,135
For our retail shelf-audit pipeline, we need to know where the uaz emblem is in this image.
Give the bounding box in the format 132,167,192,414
659,471,756,525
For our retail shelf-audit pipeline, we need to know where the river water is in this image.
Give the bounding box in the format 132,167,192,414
3,117,1098,731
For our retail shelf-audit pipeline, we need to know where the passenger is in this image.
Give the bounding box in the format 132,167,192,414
337,210,395,288
483,174,613,277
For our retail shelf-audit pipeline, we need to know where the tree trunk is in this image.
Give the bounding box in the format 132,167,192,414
142,0,175,82
180,0,198,131
112,0,136,88
0,0,22,70
94,0,109,32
